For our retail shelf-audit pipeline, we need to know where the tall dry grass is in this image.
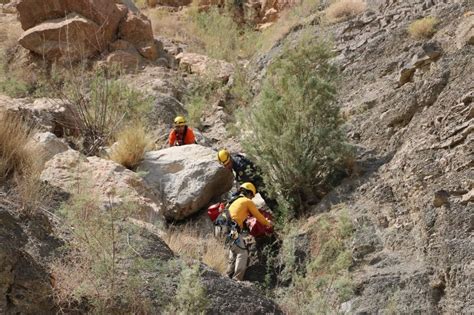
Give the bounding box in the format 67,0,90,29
0,111,46,211
0,112,35,181
408,17,438,39
165,224,228,273
325,0,366,22
108,124,154,170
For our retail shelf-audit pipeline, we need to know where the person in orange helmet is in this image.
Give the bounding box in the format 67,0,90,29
168,116,196,146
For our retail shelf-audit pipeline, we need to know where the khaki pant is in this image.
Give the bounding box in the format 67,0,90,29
226,237,248,281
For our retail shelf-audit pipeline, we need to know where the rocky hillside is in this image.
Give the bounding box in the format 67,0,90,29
252,0,473,313
0,0,472,314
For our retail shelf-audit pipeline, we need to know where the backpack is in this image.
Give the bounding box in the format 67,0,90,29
212,195,243,241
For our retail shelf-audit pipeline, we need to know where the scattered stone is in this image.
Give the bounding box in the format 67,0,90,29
433,190,450,207
29,132,69,163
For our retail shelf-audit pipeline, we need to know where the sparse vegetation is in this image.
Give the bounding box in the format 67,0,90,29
240,34,352,220
0,111,46,211
0,112,35,181
108,123,154,170
408,17,438,39
276,211,354,314
166,223,228,273
54,68,153,156
166,262,209,314
256,0,321,52
53,189,177,313
325,0,367,22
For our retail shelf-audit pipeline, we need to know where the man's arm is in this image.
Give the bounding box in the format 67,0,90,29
188,128,197,144
168,130,176,146
247,200,271,226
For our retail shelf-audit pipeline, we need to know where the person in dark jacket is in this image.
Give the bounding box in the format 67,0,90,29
217,149,277,210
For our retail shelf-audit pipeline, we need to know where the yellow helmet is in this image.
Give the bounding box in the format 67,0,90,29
217,149,231,165
174,116,186,126
240,182,256,197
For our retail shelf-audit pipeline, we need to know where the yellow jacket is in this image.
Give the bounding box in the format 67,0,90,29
228,195,271,229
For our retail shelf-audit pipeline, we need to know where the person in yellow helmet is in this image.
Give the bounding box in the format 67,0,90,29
225,182,272,281
217,149,277,210
168,116,197,146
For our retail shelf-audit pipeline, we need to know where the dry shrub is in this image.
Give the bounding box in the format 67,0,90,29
0,112,35,181
325,0,366,22
165,224,228,273
408,17,438,39
148,8,197,44
0,15,22,52
108,124,153,170
0,111,46,210
256,0,321,53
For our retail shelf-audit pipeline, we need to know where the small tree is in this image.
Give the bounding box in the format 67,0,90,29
241,36,351,219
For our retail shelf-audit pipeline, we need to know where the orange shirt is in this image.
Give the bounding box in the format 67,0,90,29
168,126,196,146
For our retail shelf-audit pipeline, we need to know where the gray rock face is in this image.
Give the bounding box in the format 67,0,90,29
0,205,57,314
29,132,69,163
252,0,473,313
139,145,233,220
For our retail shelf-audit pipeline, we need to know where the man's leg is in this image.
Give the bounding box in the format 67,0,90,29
232,239,249,281
226,248,236,278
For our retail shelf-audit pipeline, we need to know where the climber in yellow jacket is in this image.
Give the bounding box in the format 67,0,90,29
226,182,272,281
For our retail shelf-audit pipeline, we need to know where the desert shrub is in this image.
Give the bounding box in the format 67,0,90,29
108,123,153,170
188,6,257,61
325,0,366,22
240,35,352,219
256,0,321,52
53,190,175,313
56,69,153,156
166,263,208,314
408,17,438,39
276,211,354,314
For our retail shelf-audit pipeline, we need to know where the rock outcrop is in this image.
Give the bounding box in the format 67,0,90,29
16,0,160,63
0,198,60,314
176,52,234,83
138,145,233,220
41,149,163,223
252,0,473,313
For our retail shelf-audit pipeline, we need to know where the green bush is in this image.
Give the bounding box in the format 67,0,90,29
166,263,208,314
240,35,352,219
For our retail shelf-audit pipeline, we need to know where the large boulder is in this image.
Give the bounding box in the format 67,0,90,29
16,0,124,45
138,145,233,220
41,150,163,223
15,0,160,62
117,10,161,61
19,14,103,62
